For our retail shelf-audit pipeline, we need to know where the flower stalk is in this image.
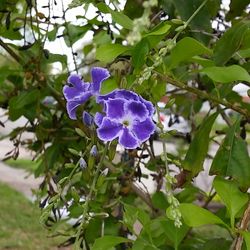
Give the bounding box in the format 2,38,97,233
74,143,109,249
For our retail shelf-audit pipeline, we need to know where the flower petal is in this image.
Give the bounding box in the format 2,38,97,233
106,98,125,120
91,67,110,94
66,92,92,120
115,89,139,101
139,96,155,116
94,112,105,126
66,101,80,120
97,91,116,104
132,118,155,142
63,85,81,101
67,74,83,89
119,128,139,149
97,118,122,141
125,100,148,121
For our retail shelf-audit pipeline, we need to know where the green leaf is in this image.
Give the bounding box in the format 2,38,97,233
143,22,171,37
123,203,150,233
47,26,58,41
191,56,215,67
132,39,149,71
92,236,131,250
96,3,133,30
8,89,40,121
169,37,212,69
179,203,226,227
242,232,250,250
63,23,89,46
151,192,168,210
202,65,250,83
100,78,118,95
132,239,158,250
136,217,189,249
9,89,39,109
214,20,250,65
172,0,212,43
45,53,67,67
155,218,189,248
213,177,248,228
96,44,130,63
238,48,250,58
210,117,250,190
183,113,218,176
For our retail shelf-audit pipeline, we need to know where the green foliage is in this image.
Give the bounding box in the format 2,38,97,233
183,112,218,176
210,118,250,189
179,203,227,227
213,177,248,228
213,20,250,65
1,0,250,249
96,44,130,63
202,65,250,83
169,37,211,69
92,236,131,250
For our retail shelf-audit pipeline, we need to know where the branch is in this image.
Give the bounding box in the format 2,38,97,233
104,160,156,211
234,202,250,250
158,73,250,119
0,38,22,63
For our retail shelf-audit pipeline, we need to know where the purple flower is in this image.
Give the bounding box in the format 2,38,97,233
95,89,155,149
63,67,110,119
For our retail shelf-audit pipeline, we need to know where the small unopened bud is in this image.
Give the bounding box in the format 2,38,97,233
101,168,109,176
82,111,93,127
90,145,98,157
79,157,87,170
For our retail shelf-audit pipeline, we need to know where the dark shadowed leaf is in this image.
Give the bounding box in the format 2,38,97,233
226,0,250,21
92,236,131,250
132,39,149,71
213,20,250,65
172,0,212,43
210,117,250,190
183,112,218,176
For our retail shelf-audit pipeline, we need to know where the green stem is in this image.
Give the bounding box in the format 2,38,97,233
157,72,250,119
174,0,209,40
75,143,109,248
185,0,209,27
156,105,169,175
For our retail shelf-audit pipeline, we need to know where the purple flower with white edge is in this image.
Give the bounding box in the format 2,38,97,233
63,67,110,119
95,89,155,149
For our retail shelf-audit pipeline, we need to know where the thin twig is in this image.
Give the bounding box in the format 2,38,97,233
234,202,250,250
157,72,250,119
0,38,22,63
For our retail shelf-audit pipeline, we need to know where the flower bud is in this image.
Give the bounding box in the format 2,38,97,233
90,145,98,157
101,168,109,176
79,157,87,170
82,111,93,126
